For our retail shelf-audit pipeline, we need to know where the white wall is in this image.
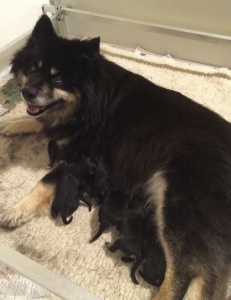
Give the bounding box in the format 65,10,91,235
0,0,48,49
63,0,231,36
61,0,231,67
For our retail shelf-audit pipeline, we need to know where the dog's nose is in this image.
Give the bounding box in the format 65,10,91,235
21,86,38,101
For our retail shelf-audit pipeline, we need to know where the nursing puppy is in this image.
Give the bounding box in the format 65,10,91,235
139,217,166,287
47,137,91,168
106,205,145,285
52,166,82,224
51,159,95,224
90,190,129,242
90,157,109,204
1,15,231,300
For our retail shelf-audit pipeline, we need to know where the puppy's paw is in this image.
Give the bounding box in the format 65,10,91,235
0,206,32,228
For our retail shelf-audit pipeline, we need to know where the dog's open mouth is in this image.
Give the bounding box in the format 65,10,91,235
26,100,63,116
27,104,47,116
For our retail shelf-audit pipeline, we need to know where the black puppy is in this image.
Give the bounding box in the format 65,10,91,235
105,206,145,285
90,190,129,242
139,217,166,287
52,169,80,224
47,138,87,168
51,158,96,224
90,157,109,204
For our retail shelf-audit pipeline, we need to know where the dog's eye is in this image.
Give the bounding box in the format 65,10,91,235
54,75,63,83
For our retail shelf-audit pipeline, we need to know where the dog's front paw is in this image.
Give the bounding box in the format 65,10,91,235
0,206,32,228
0,118,43,136
0,120,21,136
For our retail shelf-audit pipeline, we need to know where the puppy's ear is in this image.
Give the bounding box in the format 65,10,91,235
31,15,56,39
80,37,100,56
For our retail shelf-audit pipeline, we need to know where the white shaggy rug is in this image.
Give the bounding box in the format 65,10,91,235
0,43,231,300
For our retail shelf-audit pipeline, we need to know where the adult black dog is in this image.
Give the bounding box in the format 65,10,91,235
1,15,231,300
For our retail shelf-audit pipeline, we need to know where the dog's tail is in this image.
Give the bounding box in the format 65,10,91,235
90,222,107,243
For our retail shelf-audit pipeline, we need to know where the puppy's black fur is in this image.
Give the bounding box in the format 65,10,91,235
8,15,231,299
90,157,109,203
106,205,146,285
139,217,166,287
90,190,129,242
52,167,80,224
51,158,96,224
47,137,89,167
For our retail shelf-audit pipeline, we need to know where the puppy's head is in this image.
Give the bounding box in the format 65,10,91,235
11,15,100,125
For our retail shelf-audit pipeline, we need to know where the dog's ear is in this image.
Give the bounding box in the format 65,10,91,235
80,37,100,56
31,15,56,39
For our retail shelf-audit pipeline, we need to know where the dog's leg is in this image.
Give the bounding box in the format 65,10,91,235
0,166,61,227
0,181,54,227
147,171,191,300
183,274,218,300
0,118,43,136
153,266,191,300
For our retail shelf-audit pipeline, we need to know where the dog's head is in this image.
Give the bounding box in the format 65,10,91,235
11,15,100,125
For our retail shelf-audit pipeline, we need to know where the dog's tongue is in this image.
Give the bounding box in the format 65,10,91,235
27,104,46,113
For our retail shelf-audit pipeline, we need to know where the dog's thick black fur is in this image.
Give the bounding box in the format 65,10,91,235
3,15,231,299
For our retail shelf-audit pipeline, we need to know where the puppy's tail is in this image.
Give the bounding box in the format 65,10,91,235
131,256,141,285
90,222,107,243
61,214,73,225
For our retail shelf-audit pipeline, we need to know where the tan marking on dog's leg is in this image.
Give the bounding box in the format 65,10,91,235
213,268,230,300
0,118,43,136
147,171,176,300
183,276,204,300
0,181,54,228
154,266,176,300
148,173,208,300
146,171,171,266
147,172,191,300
